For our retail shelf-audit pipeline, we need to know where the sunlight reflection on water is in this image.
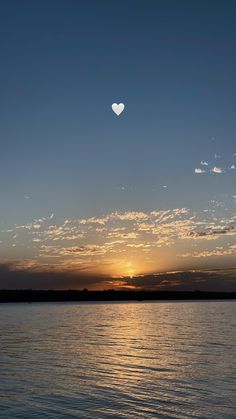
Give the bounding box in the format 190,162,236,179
0,301,236,418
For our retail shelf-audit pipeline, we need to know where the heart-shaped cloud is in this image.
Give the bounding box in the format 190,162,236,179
112,103,125,116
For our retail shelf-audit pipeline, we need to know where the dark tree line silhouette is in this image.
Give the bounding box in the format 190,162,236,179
0,289,236,303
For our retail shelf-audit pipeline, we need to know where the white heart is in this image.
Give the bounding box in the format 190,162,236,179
112,103,125,116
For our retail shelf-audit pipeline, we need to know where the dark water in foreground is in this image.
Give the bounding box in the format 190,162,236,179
0,301,235,418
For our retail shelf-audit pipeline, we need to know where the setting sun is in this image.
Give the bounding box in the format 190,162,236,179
110,260,138,279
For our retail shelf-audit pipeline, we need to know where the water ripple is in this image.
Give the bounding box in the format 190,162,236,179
0,301,236,418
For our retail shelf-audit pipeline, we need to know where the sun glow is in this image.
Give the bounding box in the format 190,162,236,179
127,270,134,279
112,260,138,279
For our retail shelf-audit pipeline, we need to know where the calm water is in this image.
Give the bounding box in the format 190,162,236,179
0,301,236,418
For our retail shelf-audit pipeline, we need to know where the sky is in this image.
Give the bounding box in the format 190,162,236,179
0,0,236,290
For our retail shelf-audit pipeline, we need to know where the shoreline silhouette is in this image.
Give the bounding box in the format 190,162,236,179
0,289,236,303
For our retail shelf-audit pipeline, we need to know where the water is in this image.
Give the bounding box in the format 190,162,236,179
0,301,236,418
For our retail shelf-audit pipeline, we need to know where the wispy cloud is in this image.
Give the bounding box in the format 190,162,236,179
194,152,236,175
1,201,236,277
211,166,224,174
195,168,206,174
179,244,236,258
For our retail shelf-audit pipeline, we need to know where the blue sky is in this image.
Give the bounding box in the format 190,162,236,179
0,1,236,288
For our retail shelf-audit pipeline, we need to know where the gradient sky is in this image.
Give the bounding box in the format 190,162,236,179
0,1,236,289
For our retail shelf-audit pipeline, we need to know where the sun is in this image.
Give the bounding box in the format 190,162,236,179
122,261,136,278
111,260,140,279
127,268,135,278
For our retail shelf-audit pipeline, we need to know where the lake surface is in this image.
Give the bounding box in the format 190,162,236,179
0,301,236,418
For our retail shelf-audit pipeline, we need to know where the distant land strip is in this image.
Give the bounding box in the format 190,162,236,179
0,290,236,303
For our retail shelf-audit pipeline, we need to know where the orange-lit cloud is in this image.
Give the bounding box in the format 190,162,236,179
1,200,236,279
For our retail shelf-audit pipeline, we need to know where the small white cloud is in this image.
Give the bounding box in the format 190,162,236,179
200,161,208,166
230,165,236,170
162,185,168,188
211,166,224,174
195,168,206,174
214,154,221,159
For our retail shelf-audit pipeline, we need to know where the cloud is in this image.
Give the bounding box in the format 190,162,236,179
0,262,109,290
117,269,236,292
179,244,236,258
195,156,236,174
194,165,229,175
195,168,206,174
79,215,110,225
1,205,236,278
211,166,224,174
56,244,114,257
0,262,236,291
187,226,235,239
